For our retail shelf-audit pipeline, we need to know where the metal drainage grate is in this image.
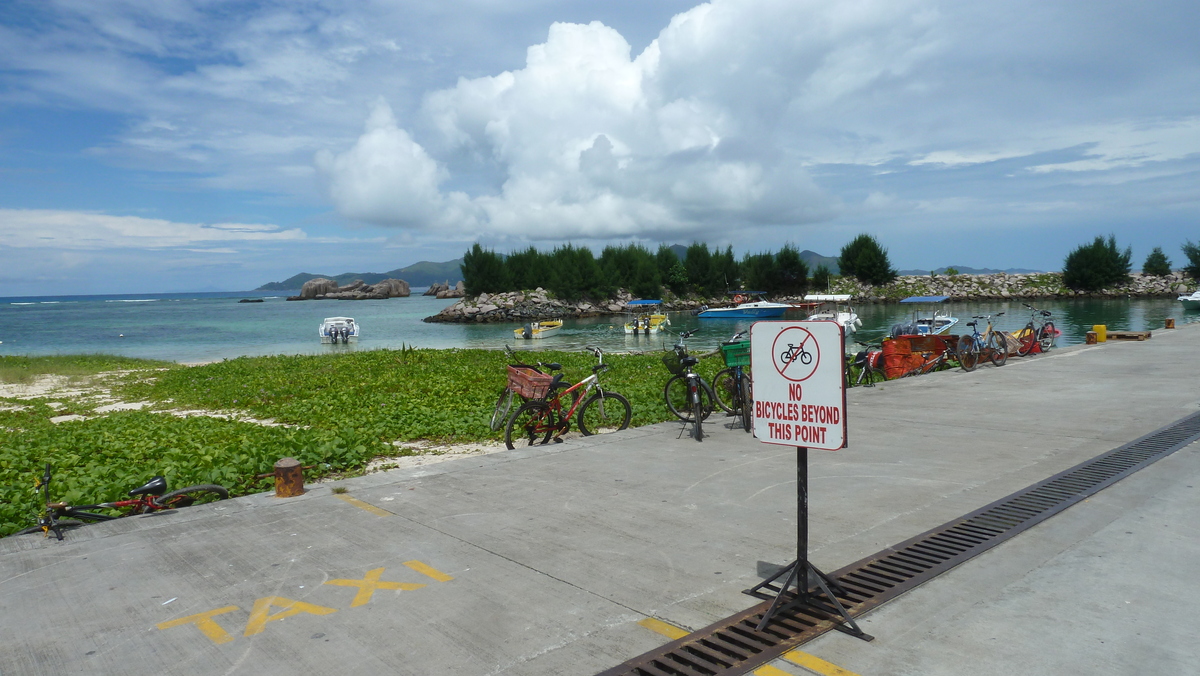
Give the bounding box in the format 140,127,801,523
598,411,1200,676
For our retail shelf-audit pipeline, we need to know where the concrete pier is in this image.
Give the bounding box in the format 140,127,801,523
2,323,1197,675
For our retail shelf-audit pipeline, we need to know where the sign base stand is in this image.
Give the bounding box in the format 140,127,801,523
743,447,874,640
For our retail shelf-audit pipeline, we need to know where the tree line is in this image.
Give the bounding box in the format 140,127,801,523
1063,237,1200,291
460,234,900,301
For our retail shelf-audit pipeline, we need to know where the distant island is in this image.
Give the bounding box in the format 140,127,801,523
256,259,464,291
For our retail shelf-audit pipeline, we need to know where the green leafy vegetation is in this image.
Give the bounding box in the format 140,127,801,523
1182,240,1200,280
1062,235,1131,291
0,354,176,384
811,265,831,291
1142,247,1172,276
1,347,731,537
838,234,897,286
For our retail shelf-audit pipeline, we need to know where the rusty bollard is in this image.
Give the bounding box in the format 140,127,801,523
1165,318,1176,329
274,457,304,497
1085,331,1098,345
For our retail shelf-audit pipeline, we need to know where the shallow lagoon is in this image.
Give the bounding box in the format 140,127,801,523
3,291,1197,363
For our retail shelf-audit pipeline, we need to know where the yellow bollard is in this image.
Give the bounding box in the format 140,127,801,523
1092,324,1107,342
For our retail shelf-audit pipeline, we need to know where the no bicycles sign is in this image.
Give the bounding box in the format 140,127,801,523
750,321,847,451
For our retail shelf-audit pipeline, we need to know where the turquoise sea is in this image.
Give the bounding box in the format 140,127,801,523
2,290,1196,363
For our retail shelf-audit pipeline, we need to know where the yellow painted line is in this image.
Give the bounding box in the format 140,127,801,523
324,567,425,607
333,493,392,517
403,559,454,582
782,650,862,676
638,617,689,640
156,605,239,645
635,617,860,676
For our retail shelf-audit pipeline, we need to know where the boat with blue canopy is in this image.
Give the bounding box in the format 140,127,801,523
624,300,671,335
890,295,959,336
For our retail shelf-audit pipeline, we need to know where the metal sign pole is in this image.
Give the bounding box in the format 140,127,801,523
746,447,872,640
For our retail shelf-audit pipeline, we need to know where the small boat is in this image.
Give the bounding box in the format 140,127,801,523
804,294,862,334
890,295,959,337
697,292,809,319
515,319,563,340
320,317,358,344
1179,290,1200,310
624,300,670,335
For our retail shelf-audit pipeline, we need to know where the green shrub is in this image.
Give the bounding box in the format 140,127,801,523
775,244,809,296
1182,240,1200,280
461,243,508,296
838,234,897,286
1142,247,1172,276
812,264,831,291
1062,235,1131,291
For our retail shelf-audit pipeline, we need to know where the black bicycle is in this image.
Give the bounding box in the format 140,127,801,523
663,330,716,441
712,331,753,432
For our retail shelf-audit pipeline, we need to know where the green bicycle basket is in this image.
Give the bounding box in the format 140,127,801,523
721,340,751,367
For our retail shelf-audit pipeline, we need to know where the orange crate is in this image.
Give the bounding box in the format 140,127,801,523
507,365,552,399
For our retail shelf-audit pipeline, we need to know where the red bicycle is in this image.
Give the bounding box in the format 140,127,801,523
17,464,229,540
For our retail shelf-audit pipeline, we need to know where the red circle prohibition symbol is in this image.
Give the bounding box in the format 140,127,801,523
771,327,820,382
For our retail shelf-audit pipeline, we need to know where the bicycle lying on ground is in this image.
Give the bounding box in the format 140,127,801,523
712,331,752,433
490,344,572,431
17,464,229,540
1016,303,1058,356
663,329,717,441
504,346,631,449
959,313,1008,371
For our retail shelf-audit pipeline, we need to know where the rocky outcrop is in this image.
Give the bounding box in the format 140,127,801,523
287,278,410,300
425,280,465,299
424,288,636,323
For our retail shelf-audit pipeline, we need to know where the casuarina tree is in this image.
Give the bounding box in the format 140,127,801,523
1062,235,1131,291
838,234,896,286
1142,247,1172,276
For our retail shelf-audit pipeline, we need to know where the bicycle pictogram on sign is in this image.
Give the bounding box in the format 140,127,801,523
770,327,820,382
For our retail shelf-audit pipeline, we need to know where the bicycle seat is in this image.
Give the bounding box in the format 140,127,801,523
129,475,167,497
542,362,562,371
967,321,978,328
547,374,571,393
681,356,699,367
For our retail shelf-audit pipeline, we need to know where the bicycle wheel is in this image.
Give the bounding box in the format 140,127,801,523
489,388,515,431
155,485,229,509
712,368,737,413
738,376,753,433
989,333,1008,367
959,336,979,371
577,392,632,436
505,401,556,449
1039,322,1056,351
1016,324,1037,357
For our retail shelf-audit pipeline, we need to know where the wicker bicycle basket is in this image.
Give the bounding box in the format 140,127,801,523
721,340,751,367
662,351,685,376
507,365,552,399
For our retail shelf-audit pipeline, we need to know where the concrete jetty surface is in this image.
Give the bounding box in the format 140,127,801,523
2,323,1197,676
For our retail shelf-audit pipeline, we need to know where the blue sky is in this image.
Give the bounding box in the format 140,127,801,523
1,0,1197,295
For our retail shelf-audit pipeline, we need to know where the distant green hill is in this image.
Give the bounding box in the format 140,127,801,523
256,259,463,291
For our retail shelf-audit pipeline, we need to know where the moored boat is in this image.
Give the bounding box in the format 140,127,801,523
804,294,861,334
515,319,563,340
320,317,358,344
624,300,670,335
697,292,809,319
1179,290,1200,310
891,295,959,336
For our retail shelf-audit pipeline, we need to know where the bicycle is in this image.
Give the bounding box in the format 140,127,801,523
1015,303,1058,356
663,330,717,441
17,464,229,540
712,331,753,433
489,344,570,431
958,313,1008,371
845,341,884,387
504,347,631,449
779,340,813,365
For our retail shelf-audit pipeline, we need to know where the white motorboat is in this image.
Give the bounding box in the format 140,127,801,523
891,295,960,336
1179,290,1200,310
803,294,862,334
320,317,359,344
697,292,809,319
514,320,563,340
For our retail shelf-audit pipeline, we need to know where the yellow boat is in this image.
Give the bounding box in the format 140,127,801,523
514,320,563,340
623,300,670,335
